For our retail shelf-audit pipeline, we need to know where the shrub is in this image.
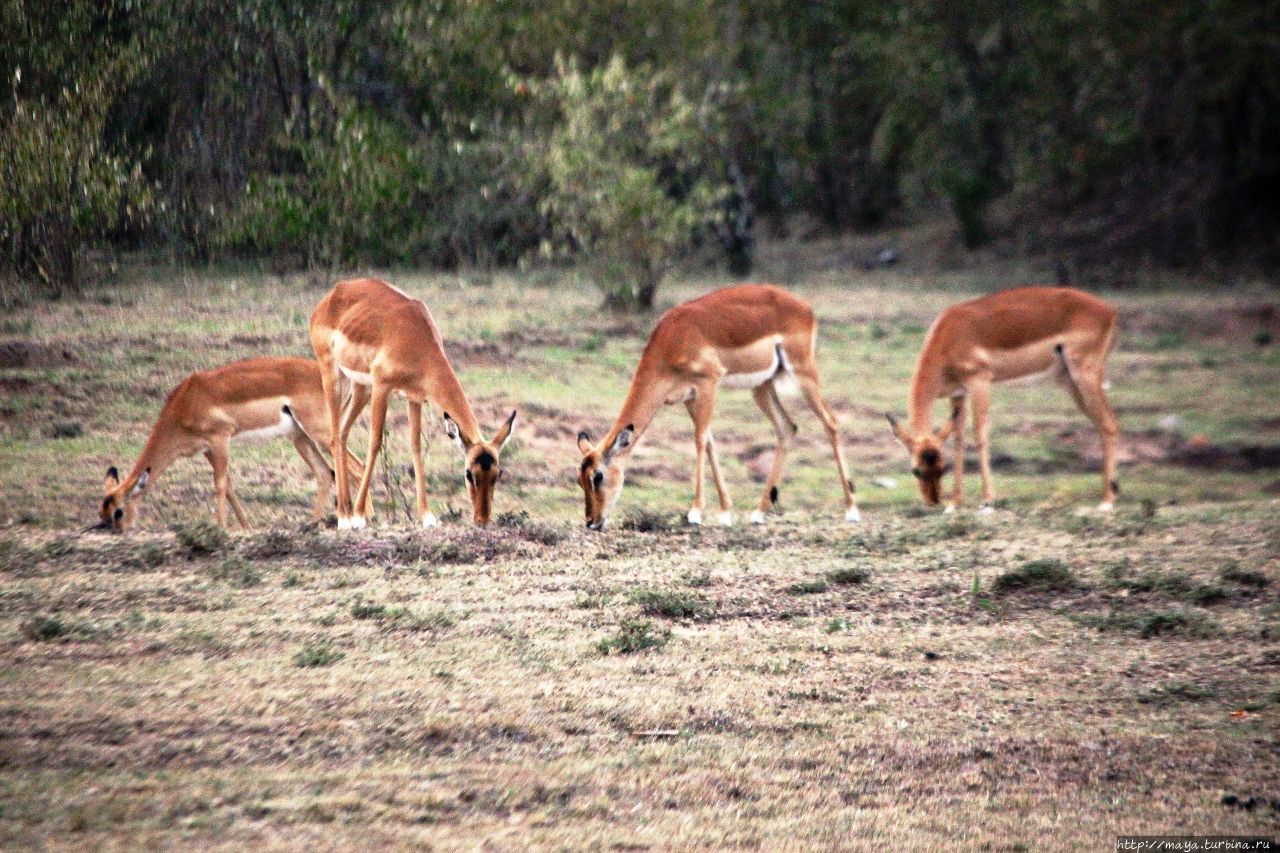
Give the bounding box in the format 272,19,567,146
787,579,830,595
596,619,670,655
1221,563,1268,588
524,55,728,310
827,566,870,586
293,640,344,668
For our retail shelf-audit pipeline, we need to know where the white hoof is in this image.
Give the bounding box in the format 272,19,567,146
943,503,957,515
749,509,766,525
844,506,862,523
421,512,440,528
348,515,367,529
717,511,734,527
978,504,995,516
687,509,703,526
1097,501,1114,513
337,516,354,530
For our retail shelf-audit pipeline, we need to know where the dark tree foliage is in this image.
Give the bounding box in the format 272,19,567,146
3,0,1277,301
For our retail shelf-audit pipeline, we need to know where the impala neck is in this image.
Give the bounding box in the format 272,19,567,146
120,418,183,493
602,363,675,456
907,347,948,434
431,364,483,444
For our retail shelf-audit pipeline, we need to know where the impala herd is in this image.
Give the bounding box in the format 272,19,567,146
93,278,1121,533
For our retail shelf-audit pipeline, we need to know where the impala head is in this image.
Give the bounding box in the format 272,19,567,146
95,466,150,532
576,425,635,530
886,404,960,506
443,410,516,526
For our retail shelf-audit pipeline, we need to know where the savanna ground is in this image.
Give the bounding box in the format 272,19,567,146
1,243,1279,849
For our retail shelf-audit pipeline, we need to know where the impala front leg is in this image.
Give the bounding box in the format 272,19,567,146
684,385,717,525
969,381,996,511
408,400,437,528
947,395,967,513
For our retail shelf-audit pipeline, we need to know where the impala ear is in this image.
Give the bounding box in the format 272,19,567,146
885,413,913,448
104,466,120,493
128,468,150,497
577,430,593,455
443,412,470,451
603,424,635,464
492,410,517,450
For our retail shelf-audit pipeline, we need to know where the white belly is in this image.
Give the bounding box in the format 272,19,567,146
236,410,296,442
720,342,784,390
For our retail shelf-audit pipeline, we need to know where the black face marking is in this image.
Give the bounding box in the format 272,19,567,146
592,470,604,489
465,470,474,485
106,466,119,480
911,467,923,479
474,451,496,471
113,508,124,521
580,457,595,474
102,496,114,511
769,486,778,504
920,448,940,467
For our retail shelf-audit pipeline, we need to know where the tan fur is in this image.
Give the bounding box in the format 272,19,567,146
98,356,365,531
576,284,857,529
891,286,1119,508
309,278,515,527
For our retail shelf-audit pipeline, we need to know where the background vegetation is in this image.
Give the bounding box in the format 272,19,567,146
4,0,1278,303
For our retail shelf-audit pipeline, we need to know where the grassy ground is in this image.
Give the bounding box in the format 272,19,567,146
1,260,1278,848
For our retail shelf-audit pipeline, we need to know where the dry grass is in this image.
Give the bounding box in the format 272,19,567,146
1,263,1278,848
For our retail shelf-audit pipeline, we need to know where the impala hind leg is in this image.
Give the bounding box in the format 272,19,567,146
705,432,734,525
794,371,860,522
291,432,335,522
683,384,719,525
348,383,390,530
750,382,796,524
1055,347,1120,510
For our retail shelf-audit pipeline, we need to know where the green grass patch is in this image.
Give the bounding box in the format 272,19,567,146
992,558,1075,594
293,640,345,668
826,566,869,586
596,619,670,655
629,587,714,619
787,579,830,595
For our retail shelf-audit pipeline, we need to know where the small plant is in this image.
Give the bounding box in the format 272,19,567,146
293,640,344,668
630,587,714,619
172,520,228,555
787,579,830,595
824,617,852,633
21,614,99,642
596,619,670,655
495,510,531,528
1138,681,1216,705
1221,563,1268,588
122,541,169,569
1074,608,1220,639
992,558,1075,594
242,529,293,560
282,571,302,589
211,555,261,587
826,566,869,586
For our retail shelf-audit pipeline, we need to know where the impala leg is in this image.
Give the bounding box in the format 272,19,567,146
794,371,860,522
292,433,334,521
349,382,390,530
408,400,437,528
1058,361,1120,510
205,438,246,528
319,366,351,524
339,383,372,517
948,394,968,511
751,382,796,523
704,432,734,525
683,385,717,525
968,381,995,509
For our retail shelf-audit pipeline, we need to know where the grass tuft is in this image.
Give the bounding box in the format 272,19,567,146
826,566,869,585
293,640,344,668
172,520,228,555
992,558,1074,594
620,509,680,533
787,579,830,595
596,619,670,655
630,587,714,619
1221,562,1268,588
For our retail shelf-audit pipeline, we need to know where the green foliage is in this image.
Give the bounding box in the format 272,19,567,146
630,587,714,619
992,558,1075,594
826,566,870,586
787,579,830,596
293,640,344,668
172,520,228,555
0,1,150,297
525,55,728,310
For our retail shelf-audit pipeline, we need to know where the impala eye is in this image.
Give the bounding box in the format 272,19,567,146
592,470,604,489
911,467,923,479
465,470,474,485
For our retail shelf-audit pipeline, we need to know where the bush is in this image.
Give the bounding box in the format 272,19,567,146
826,567,870,586
524,55,728,311
630,587,714,619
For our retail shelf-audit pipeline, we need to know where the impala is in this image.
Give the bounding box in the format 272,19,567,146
887,285,1119,513
575,284,860,530
95,356,365,531
310,277,516,529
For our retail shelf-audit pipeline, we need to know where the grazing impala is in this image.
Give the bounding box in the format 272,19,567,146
575,284,860,530
95,356,365,531
887,285,1119,513
310,277,516,529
